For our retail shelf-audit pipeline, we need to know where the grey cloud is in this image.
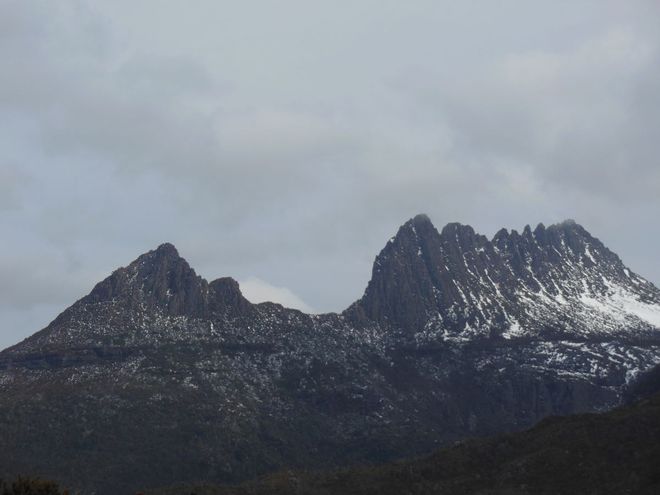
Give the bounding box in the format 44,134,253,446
1,0,659,349
0,248,99,310
410,28,660,201
0,166,31,211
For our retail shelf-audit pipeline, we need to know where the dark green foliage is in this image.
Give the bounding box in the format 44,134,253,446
149,392,660,495
625,363,660,404
0,477,67,495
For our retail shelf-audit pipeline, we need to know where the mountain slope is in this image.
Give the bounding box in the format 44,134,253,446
348,215,660,340
154,384,660,495
0,216,659,494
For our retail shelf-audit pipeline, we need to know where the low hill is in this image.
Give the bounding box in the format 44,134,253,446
152,388,660,495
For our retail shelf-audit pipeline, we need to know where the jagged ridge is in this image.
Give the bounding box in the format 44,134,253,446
349,215,660,341
0,215,659,494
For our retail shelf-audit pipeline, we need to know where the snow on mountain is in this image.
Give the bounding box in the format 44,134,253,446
0,215,659,494
350,215,660,342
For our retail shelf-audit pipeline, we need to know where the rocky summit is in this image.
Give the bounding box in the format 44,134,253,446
349,215,660,340
1,216,659,494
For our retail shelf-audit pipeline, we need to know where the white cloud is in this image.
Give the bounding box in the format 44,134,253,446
238,277,316,313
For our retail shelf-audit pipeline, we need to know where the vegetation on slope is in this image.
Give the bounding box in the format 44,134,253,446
149,391,660,495
0,477,67,495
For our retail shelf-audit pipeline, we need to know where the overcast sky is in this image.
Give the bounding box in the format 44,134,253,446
1,1,659,349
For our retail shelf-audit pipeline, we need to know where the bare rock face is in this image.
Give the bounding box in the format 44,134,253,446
209,277,252,315
83,243,247,318
0,215,659,494
350,216,660,341
348,214,444,333
349,215,501,334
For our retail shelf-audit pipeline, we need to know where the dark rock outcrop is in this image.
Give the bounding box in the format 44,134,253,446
349,216,660,340
0,215,659,494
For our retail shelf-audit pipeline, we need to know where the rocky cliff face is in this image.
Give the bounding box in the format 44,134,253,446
0,216,659,494
349,215,660,341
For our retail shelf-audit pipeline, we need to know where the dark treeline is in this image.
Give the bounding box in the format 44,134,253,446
148,391,660,495
0,478,67,495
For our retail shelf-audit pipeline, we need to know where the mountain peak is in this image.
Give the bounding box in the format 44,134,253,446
440,222,477,240
348,215,444,331
397,213,436,239
84,244,209,317
441,221,468,233
547,218,587,235
350,216,660,337
410,213,433,227
209,277,251,313
134,242,183,267
21,245,254,349
76,243,256,324
352,216,486,332
153,242,179,256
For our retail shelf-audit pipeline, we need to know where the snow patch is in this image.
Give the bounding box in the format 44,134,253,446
502,319,525,339
579,284,660,329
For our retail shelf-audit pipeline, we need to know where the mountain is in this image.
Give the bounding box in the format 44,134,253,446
151,376,660,495
348,215,660,340
1,216,659,494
